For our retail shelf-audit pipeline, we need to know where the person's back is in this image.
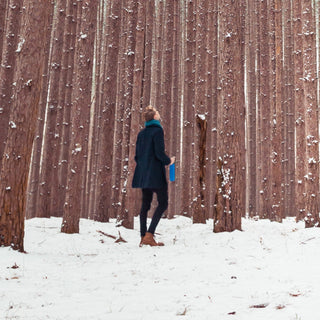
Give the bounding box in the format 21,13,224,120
132,106,175,247
133,123,169,189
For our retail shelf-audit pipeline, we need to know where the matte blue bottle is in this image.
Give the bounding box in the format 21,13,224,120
169,163,175,182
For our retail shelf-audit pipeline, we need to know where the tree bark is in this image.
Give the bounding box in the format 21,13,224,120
270,0,283,222
193,0,208,224
301,0,319,228
0,0,51,251
293,0,306,222
61,1,97,233
181,0,195,217
36,0,66,218
246,0,257,217
214,0,245,232
0,0,23,165
115,0,138,229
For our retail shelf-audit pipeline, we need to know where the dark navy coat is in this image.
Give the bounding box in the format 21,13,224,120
132,124,171,189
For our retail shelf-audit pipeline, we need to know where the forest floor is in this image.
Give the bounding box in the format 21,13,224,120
0,215,319,320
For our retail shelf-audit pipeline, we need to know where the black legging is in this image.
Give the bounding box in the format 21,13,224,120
139,186,168,237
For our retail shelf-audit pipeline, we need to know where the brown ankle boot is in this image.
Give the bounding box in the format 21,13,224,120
141,232,164,246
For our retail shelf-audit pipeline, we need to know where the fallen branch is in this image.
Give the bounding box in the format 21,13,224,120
299,237,316,245
97,230,127,243
97,230,117,239
249,303,269,309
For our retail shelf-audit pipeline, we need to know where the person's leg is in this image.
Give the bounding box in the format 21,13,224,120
139,189,153,237
147,185,168,235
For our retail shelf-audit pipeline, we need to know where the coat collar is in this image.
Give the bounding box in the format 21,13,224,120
145,119,162,128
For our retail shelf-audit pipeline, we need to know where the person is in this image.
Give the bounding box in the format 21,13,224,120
132,105,175,247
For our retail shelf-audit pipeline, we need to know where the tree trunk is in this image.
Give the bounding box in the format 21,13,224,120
0,0,51,251
293,0,306,222
193,0,208,224
115,0,137,229
193,115,207,223
26,1,55,219
36,0,66,218
61,1,97,233
0,0,23,165
124,1,146,222
246,0,257,217
205,1,218,219
181,0,195,217
258,0,271,219
214,0,245,232
283,0,295,217
270,0,283,222
301,0,319,228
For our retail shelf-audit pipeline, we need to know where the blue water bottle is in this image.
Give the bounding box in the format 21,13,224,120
169,163,175,182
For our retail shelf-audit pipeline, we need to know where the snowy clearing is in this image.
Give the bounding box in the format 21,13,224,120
0,216,319,320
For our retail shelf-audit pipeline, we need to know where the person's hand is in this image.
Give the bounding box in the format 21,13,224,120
170,156,176,165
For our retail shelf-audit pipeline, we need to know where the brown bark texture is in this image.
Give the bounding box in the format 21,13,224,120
0,1,51,251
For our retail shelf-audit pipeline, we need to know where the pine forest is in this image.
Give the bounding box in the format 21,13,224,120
1,1,320,319
1,0,320,250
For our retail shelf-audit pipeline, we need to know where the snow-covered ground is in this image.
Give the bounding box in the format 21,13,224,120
0,216,319,320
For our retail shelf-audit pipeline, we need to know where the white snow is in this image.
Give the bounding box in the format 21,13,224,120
0,216,319,320
15,38,25,53
9,121,16,129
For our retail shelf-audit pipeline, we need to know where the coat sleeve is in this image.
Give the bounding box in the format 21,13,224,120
153,129,171,165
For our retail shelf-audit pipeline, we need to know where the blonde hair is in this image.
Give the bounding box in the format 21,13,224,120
143,105,156,122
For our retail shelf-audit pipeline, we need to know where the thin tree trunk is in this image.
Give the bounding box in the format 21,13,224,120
283,0,295,217
293,0,306,222
205,0,218,220
246,0,257,218
258,0,271,219
168,0,181,218
61,1,97,233
270,0,283,222
116,0,137,229
301,0,319,228
125,1,146,222
36,1,66,218
0,0,8,64
181,0,195,217
26,1,55,219
94,1,121,222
